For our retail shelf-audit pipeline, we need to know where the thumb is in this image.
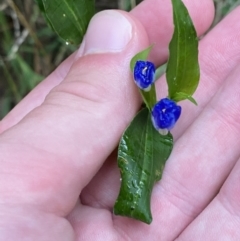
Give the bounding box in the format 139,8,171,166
0,10,149,215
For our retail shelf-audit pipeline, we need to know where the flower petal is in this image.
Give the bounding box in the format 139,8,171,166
151,98,182,131
133,61,155,90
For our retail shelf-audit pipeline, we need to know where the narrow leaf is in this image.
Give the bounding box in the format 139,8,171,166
38,0,95,45
130,46,156,109
35,0,55,30
35,0,45,12
172,92,197,105
114,108,173,224
166,0,200,102
130,45,153,71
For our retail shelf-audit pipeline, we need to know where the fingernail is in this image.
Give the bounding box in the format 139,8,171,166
83,10,132,55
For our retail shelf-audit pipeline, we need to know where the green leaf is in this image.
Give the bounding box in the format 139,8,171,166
35,0,55,31
166,0,200,102
114,108,173,224
35,0,45,12
130,45,153,72
130,45,156,110
172,92,198,105
37,0,95,45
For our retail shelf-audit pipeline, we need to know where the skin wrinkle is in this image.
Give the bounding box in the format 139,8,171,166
55,60,121,104
80,191,108,210
112,221,132,241
176,198,240,240
218,157,240,217
51,81,110,105
217,193,240,220
198,7,240,81
44,91,106,116
156,174,202,218
208,102,240,138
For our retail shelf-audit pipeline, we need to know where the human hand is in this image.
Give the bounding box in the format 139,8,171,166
1,0,239,240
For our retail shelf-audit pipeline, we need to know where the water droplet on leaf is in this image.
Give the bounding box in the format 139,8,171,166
132,180,138,188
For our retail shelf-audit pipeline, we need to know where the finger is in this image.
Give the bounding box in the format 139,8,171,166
0,10,149,217
0,0,214,133
176,157,240,241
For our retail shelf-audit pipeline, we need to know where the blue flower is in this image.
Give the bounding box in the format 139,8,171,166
151,98,181,135
134,61,155,91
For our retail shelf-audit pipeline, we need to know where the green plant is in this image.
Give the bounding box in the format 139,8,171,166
114,0,200,224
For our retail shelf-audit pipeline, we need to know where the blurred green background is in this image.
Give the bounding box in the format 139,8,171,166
0,0,240,119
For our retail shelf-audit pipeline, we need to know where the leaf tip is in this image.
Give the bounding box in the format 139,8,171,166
130,45,154,72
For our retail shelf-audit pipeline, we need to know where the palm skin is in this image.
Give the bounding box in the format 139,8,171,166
1,0,240,240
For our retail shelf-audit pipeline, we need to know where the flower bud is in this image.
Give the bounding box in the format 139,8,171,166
133,61,155,91
151,98,181,134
